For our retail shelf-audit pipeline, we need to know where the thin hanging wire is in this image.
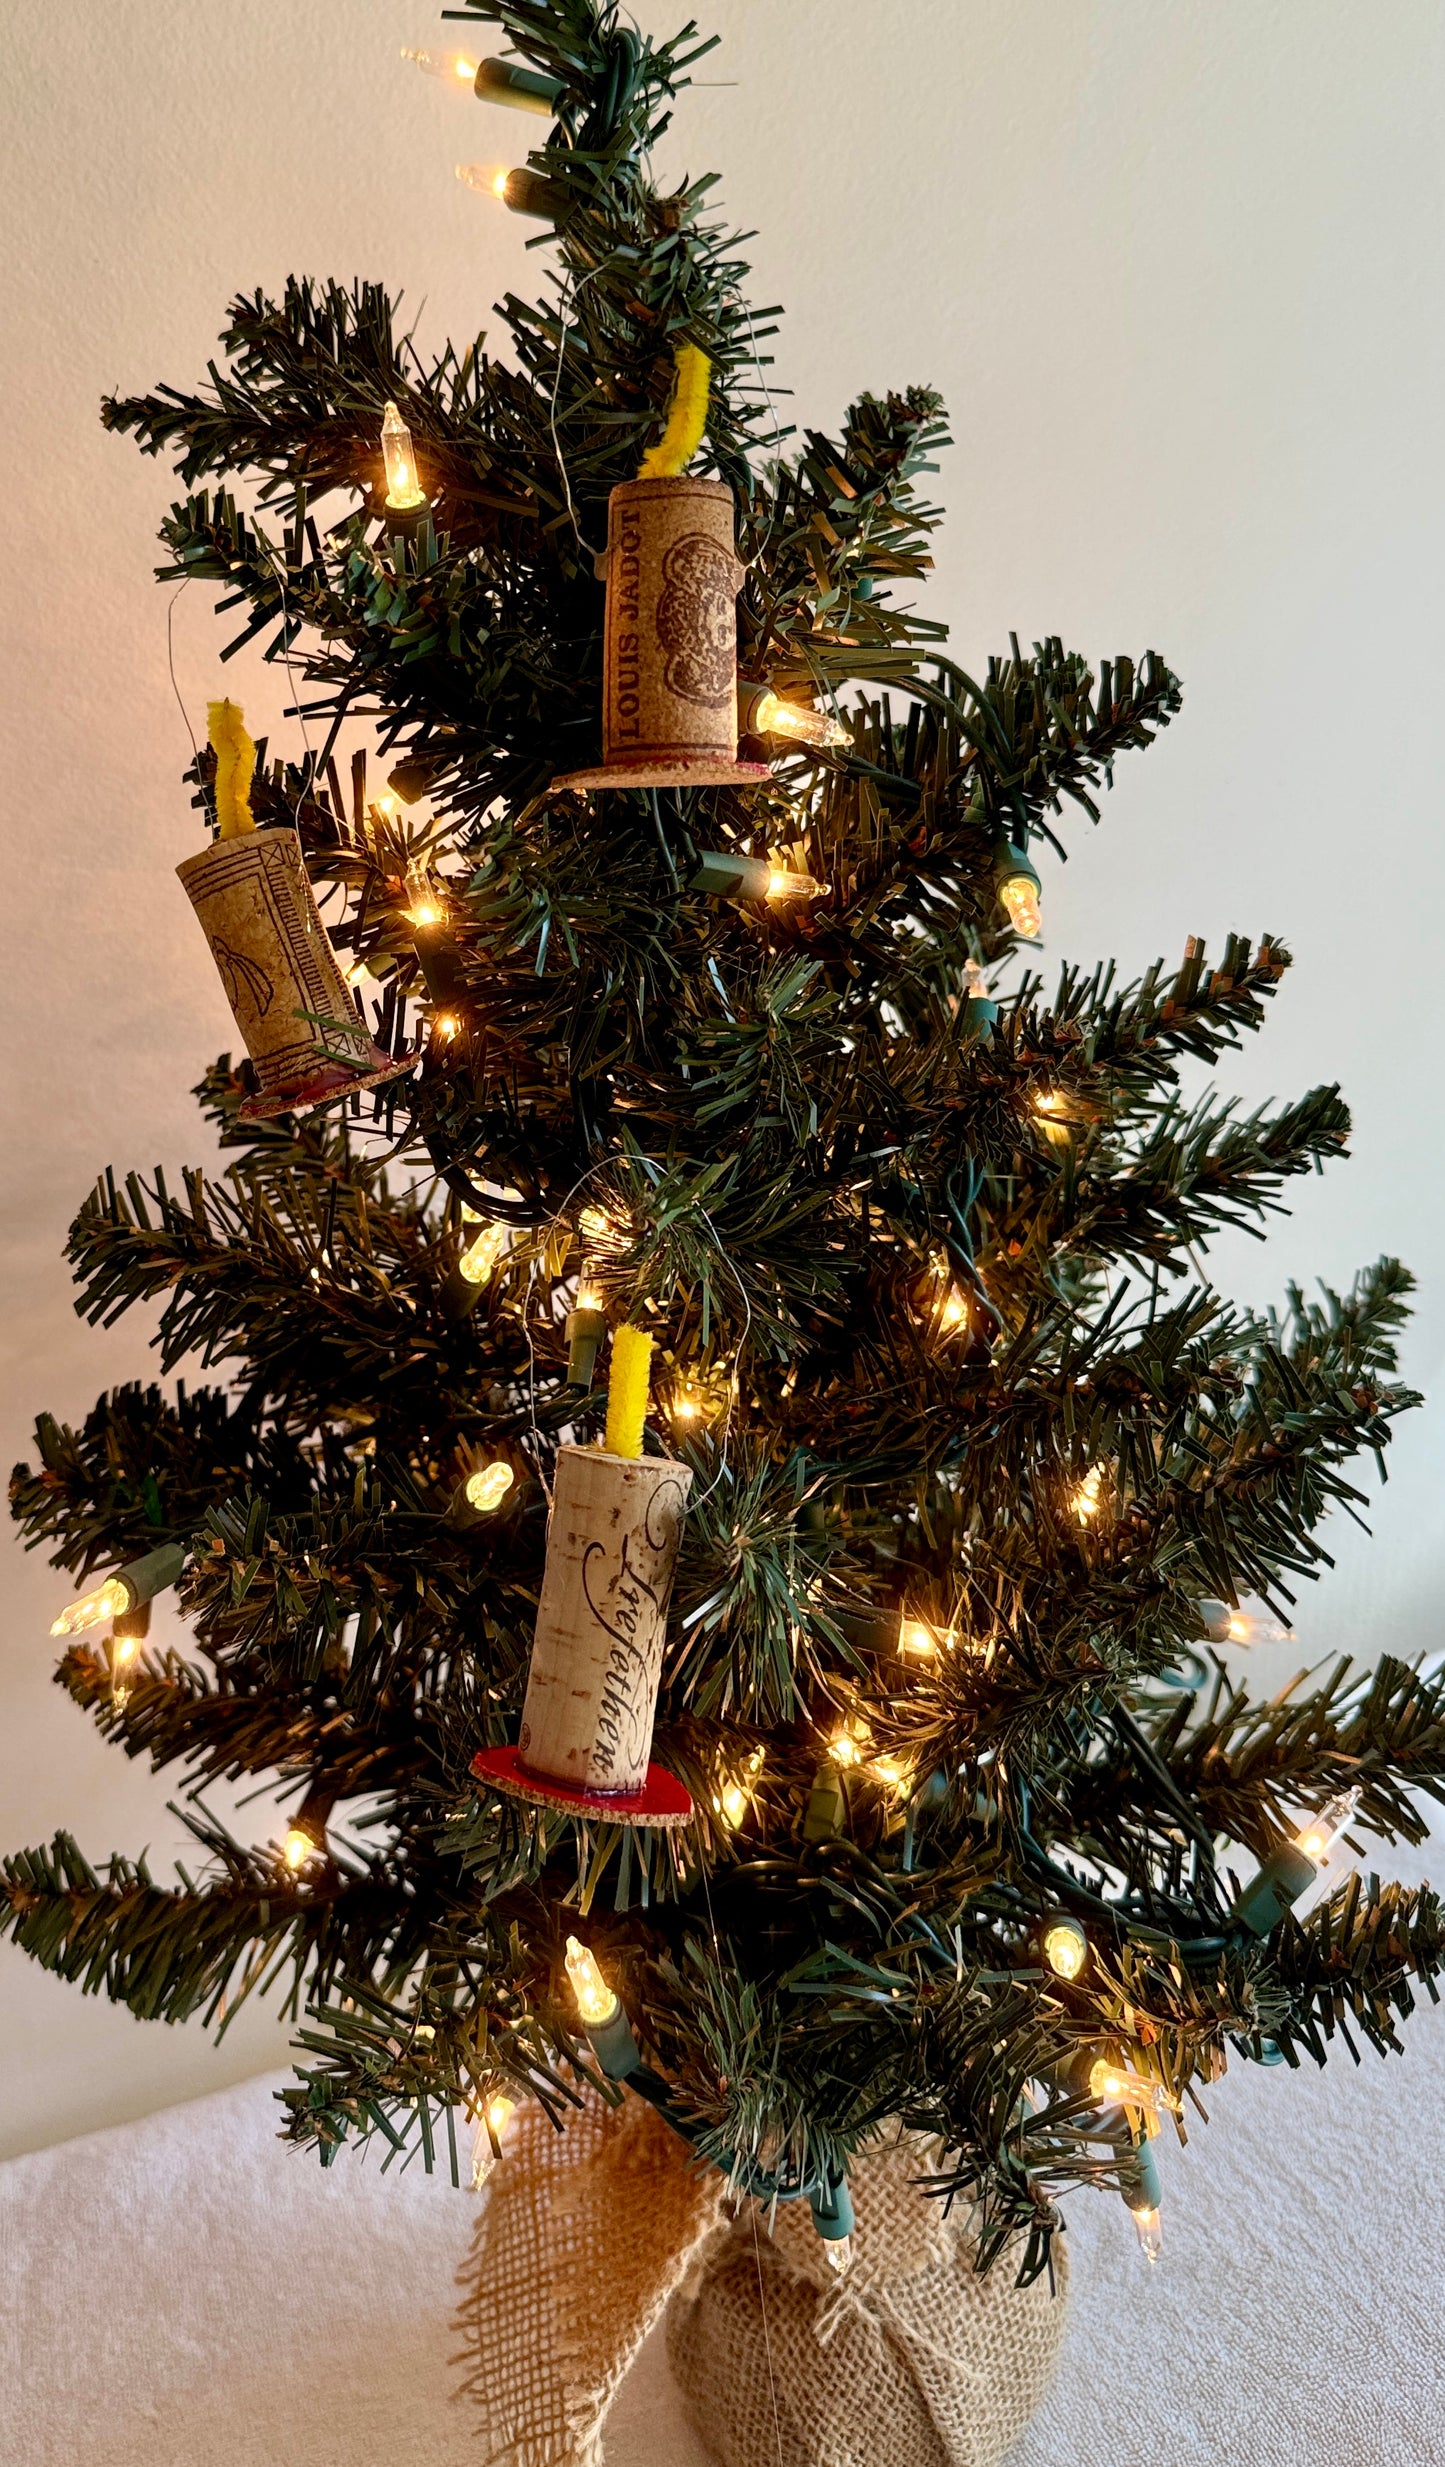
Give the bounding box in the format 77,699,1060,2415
262,519,315,765
165,580,200,764
547,266,607,562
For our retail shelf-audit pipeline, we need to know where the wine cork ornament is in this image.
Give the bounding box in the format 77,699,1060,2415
472,1326,695,1827
178,703,412,1122
553,347,770,795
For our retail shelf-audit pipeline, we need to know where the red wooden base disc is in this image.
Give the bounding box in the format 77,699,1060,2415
552,758,772,793
471,1743,695,1829
239,1048,414,1122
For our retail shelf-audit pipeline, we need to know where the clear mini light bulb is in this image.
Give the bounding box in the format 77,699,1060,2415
283,1824,317,1871
565,1935,619,2026
401,44,480,84
962,957,992,1003
109,1628,142,1709
715,1781,749,1828
456,161,512,202
1130,2204,1163,2266
470,2091,517,2189
458,1221,511,1287
464,1462,515,1514
742,686,850,748
1072,1465,1104,1523
404,861,443,927
824,2234,854,2276
51,1577,130,1637
381,401,426,512
1293,1785,1361,1867
1200,1596,1296,1646
1089,2057,1170,2113
999,868,1042,940
1042,1918,1089,1981
765,865,825,902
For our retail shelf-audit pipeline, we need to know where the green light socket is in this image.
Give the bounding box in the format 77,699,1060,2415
117,1543,186,1613
690,850,772,902
474,57,564,114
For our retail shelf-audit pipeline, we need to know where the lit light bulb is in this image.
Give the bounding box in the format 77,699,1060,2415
401,45,480,83
824,2234,854,2276
1130,2204,1163,2266
343,957,371,989
579,1204,615,1242
433,1011,459,1041
456,161,513,201
574,1280,603,1313
747,688,850,749
374,791,401,821
380,400,426,512
1293,1785,1361,1867
936,1285,969,1333
1033,1091,1061,1114
1200,1596,1296,1647
1072,1465,1104,1523
898,1616,941,1659
51,1577,129,1637
766,866,824,902
404,862,443,927
871,1755,909,1792
672,1386,702,1422
283,1825,316,1872
715,1782,749,1829
1042,1919,1089,1981
565,1935,619,2027
459,1221,510,1286
470,2091,517,2189
829,1728,865,1768
963,957,992,1003
1089,2058,1171,2114
110,1627,141,1709
464,1462,515,1514
999,869,1042,940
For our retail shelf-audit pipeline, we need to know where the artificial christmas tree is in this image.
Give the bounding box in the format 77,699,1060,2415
8,0,1445,2430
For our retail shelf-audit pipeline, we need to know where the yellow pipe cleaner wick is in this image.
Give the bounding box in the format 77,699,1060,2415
604,1324,654,1460
637,342,711,479
207,698,257,840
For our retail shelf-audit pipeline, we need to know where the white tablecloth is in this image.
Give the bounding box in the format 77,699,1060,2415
3,2015,1442,2466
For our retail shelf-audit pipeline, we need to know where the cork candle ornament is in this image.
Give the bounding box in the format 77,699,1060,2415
177,702,412,1121
472,1325,695,1826
553,346,770,795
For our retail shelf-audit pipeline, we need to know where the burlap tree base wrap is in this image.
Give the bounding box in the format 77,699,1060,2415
455,2099,1067,2467
454,2090,725,2467
668,2134,1069,2467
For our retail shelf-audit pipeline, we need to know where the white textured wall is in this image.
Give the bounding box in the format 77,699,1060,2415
3,0,1443,2158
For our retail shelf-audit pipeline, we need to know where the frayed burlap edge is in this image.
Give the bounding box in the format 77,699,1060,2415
453,2089,725,2467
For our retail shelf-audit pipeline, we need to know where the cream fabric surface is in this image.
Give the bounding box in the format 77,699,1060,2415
2,2011,1443,2467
